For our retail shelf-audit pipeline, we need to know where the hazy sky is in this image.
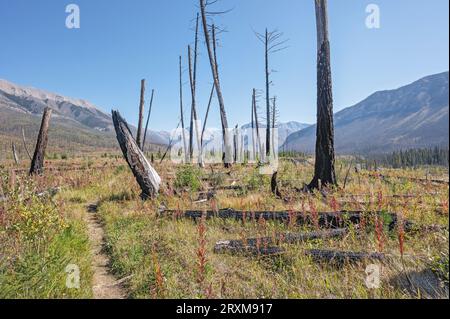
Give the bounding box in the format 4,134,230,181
0,0,448,131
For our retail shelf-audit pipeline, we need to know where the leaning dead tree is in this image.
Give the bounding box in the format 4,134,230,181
136,79,146,150
142,89,155,152
255,28,288,157
112,110,161,199
29,107,52,176
200,0,232,168
11,143,19,165
308,0,337,190
200,84,215,161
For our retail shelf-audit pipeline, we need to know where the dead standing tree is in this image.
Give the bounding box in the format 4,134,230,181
200,84,215,163
29,107,52,176
308,0,337,190
252,88,264,161
11,143,19,165
179,56,189,163
255,28,288,157
136,79,146,150
21,128,32,160
142,89,155,153
112,110,161,200
199,0,232,168
188,14,203,164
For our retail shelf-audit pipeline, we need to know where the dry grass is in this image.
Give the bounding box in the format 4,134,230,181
1,155,448,299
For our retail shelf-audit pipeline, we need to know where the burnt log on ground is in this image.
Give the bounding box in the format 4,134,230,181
367,173,449,186
305,249,385,265
214,228,347,255
112,110,161,200
29,107,52,176
159,208,410,231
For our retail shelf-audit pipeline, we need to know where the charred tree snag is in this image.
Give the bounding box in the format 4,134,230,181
200,84,215,162
142,89,155,152
29,107,52,176
11,143,19,165
252,89,264,161
179,56,189,163
271,171,282,198
112,110,161,200
255,28,287,158
136,79,146,150
188,45,201,163
21,128,32,160
309,0,337,190
200,0,232,168
251,93,257,161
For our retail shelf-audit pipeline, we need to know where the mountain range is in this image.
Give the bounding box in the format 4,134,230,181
0,79,170,151
1,72,448,155
283,72,449,153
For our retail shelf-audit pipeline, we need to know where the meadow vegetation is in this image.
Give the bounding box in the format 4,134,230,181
1,154,448,298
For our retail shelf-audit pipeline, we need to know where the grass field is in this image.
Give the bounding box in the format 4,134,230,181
1,155,448,299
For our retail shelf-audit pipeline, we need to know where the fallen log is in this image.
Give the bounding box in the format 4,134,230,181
305,249,385,265
214,245,285,256
29,107,52,176
160,208,406,231
214,228,347,255
112,110,161,200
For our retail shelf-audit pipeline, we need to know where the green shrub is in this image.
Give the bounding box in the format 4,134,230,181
174,166,202,192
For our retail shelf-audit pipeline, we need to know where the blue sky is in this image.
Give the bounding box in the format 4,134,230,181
0,0,448,131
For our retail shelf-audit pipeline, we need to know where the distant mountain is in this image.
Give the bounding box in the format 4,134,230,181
283,72,449,154
241,121,310,146
0,79,170,150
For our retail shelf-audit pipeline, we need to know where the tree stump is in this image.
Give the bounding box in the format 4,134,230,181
29,107,52,176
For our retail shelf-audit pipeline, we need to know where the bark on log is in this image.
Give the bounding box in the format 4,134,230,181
29,107,52,176
309,0,337,189
112,110,161,200
214,229,347,255
215,245,284,256
305,249,385,265
159,208,408,231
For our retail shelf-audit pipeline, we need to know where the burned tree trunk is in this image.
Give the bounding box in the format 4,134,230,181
251,93,257,161
29,107,52,176
11,143,19,165
112,110,161,200
136,79,146,150
142,89,155,152
200,84,215,163
309,0,337,190
200,0,232,168
253,89,264,161
265,29,271,157
179,56,189,163
21,128,32,160
188,45,201,162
